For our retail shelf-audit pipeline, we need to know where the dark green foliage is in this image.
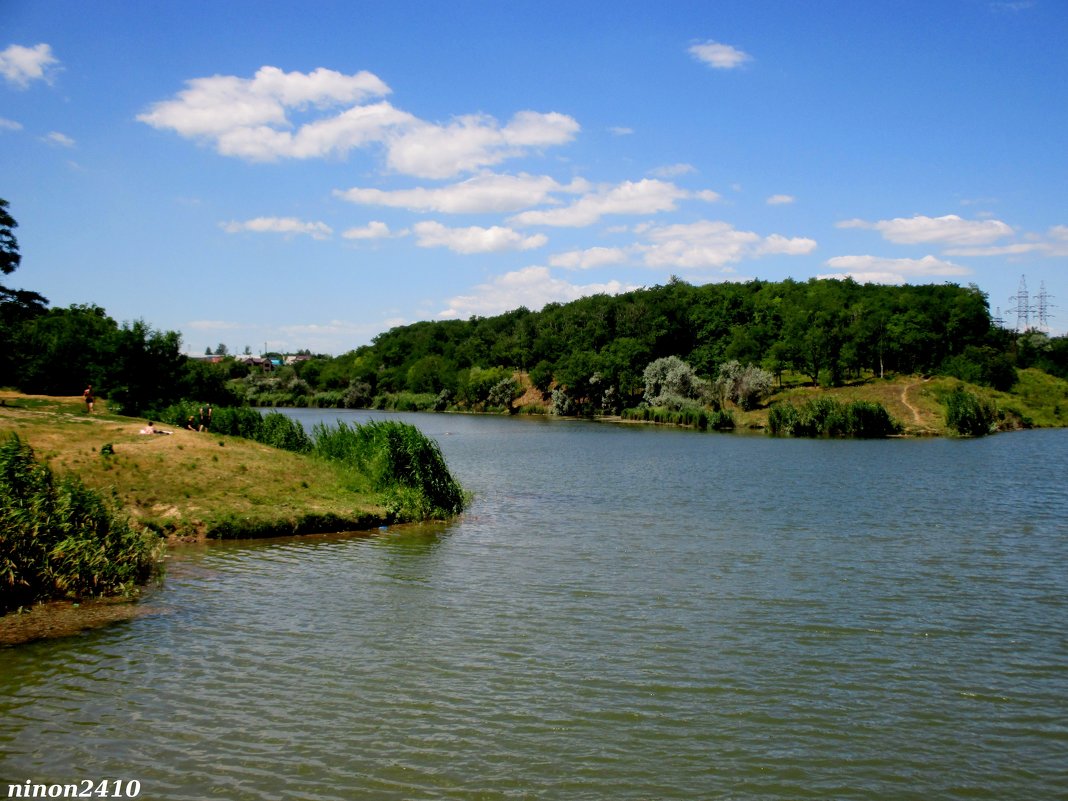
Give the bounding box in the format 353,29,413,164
0,434,158,613
311,420,466,520
942,386,998,436
767,399,901,438
621,406,735,431
939,346,1017,391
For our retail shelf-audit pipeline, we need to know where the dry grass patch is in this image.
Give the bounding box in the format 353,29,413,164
0,395,388,541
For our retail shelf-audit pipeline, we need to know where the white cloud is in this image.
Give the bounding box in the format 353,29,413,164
549,246,631,270
0,43,60,88
412,221,547,254
43,131,75,148
766,194,795,205
384,110,579,179
140,66,578,177
221,216,333,239
838,214,1013,246
335,172,589,214
187,320,245,331
342,221,393,240
821,254,971,284
0,117,23,131
439,266,636,318
650,163,696,178
689,41,752,70
638,220,816,269
510,179,694,228
609,126,634,136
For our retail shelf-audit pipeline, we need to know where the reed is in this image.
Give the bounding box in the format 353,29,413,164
311,420,467,520
0,434,160,613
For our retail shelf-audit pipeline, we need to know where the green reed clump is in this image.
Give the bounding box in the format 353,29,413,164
768,399,901,438
311,420,466,520
157,403,311,451
942,385,998,436
0,434,160,614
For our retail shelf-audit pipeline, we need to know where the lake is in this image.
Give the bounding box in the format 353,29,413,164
2,411,1066,800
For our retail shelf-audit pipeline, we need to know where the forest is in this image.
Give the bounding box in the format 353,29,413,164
3,197,1067,423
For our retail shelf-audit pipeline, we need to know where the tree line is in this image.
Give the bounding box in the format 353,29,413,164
3,196,1067,418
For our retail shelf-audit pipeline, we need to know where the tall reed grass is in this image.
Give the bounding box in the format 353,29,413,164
311,420,467,520
0,434,160,613
767,399,901,438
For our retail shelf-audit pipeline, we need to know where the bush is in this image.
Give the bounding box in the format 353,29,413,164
943,386,998,436
0,434,159,613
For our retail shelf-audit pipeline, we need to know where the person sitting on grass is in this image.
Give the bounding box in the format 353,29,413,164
139,421,172,435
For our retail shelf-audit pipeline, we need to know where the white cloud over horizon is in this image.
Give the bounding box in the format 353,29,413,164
838,214,1014,246
413,221,547,253
342,221,393,240
637,220,817,270
0,43,60,88
689,41,752,70
509,179,712,228
335,172,590,214
821,254,971,284
138,66,579,178
438,266,636,319
221,216,333,239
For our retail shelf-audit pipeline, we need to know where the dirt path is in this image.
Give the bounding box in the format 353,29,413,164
900,378,927,426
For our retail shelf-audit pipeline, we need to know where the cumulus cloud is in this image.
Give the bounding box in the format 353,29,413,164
342,221,393,240
838,214,1013,246
0,43,60,88
43,131,75,147
439,266,636,318
139,65,578,176
385,110,579,179
549,246,631,270
766,194,795,205
689,41,752,70
221,216,333,239
335,172,589,214
821,254,971,284
412,221,547,254
510,179,695,227
637,220,816,270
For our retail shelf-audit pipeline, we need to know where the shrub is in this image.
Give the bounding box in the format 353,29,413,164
943,386,998,436
0,434,159,613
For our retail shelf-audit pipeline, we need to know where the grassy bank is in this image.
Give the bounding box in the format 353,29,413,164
0,393,403,542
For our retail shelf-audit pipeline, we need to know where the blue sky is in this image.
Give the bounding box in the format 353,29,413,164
2,1,1065,355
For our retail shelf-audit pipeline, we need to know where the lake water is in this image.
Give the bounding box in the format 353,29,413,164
2,411,1066,800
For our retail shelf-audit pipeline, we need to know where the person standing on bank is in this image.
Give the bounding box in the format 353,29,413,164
83,384,94,413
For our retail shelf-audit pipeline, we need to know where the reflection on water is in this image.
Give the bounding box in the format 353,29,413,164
2,414,1066,801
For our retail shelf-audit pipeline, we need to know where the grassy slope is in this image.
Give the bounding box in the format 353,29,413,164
724,371,1068,435
0,392,389,540
514,369,1068,435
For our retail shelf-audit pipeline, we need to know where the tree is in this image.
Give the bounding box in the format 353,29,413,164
642,356,706,410
0,198,20,276
713,360,774,411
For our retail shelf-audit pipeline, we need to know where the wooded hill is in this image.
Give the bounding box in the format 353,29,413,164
285,278,1067,415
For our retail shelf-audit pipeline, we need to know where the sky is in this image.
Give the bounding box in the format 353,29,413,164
1,0,1065,356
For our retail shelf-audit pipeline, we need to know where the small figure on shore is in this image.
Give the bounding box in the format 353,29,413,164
83,385,94,414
